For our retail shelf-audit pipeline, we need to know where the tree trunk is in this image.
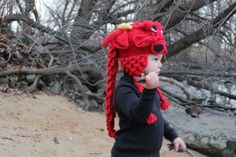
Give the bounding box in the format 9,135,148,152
70,0,98,46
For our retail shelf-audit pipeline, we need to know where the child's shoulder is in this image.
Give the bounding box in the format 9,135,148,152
116,79,139,94
116,78,134,88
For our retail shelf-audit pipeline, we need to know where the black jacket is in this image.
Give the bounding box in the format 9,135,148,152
111,73,178,157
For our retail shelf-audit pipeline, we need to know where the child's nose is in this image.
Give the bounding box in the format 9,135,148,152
157,61,162,68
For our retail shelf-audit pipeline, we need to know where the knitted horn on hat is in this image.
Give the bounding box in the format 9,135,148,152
101,21,171,138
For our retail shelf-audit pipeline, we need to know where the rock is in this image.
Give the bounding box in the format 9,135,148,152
26,74,36,83
50,81,62,95
88,99,99,111
0,77,8,84
10,75,19,82
162,104,236,157
226,140,236,151
222,148,236,157
18,81,28,88
38,79,46,89
185,106,202,118
0,84,8,91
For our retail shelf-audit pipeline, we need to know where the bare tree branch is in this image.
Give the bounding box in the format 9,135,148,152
187,79,236,100
160,76,191,99
4,14,69,44
15,0,24,14
92,0,116,27
166,2,236,59
0,65,80,76
24,75,41,93
161,71,236,78
153,0,173,16
158,0,217,30
62,0,70,25
66,0,77,23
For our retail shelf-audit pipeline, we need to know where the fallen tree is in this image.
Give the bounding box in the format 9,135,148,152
187,79,236,100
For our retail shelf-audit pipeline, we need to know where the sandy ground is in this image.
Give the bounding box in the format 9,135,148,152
0,91,206,157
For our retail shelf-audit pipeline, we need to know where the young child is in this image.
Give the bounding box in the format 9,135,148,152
101,20,186,157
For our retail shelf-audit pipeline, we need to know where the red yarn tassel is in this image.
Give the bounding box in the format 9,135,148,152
104,47,119,138
156,88,171,110
146,113,158,124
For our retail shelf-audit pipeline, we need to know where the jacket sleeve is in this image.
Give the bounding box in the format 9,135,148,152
163,118,178,142
115,84,156,123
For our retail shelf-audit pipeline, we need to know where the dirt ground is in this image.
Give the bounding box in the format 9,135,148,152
0,91,206,157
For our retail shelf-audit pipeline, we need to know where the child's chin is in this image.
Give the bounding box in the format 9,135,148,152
144,71,160,74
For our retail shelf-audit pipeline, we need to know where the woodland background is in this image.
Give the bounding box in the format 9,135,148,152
1,0,235,111
0,0,236,157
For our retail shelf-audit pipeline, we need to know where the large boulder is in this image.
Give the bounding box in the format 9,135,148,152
163,104,236,157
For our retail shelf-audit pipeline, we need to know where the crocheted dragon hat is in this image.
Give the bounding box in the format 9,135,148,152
101,20,171,138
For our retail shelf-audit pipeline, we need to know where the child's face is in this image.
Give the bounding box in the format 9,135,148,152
144,54,163,75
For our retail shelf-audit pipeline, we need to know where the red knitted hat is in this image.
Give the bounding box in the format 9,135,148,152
101,20,171,138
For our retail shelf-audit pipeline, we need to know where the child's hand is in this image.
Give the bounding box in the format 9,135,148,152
173,137,186,152
142,72,159,89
